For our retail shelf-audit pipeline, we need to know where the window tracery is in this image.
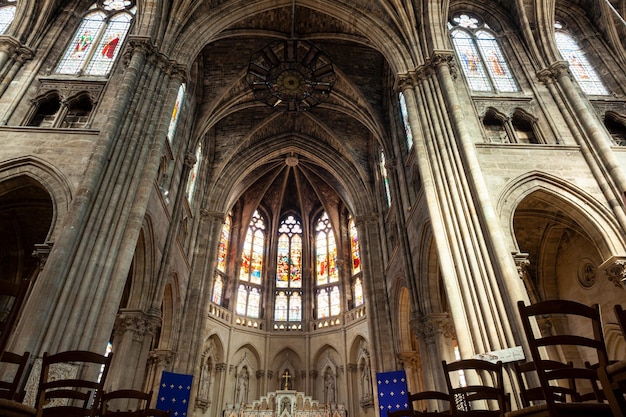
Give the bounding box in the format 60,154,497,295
237,210,265,318
275,215,303,327
449,13,518,93
56,1,136,76
0,0,16,35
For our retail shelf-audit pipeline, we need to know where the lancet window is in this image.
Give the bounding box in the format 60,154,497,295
554,21,609,96
186,141,201,203
275,215,303,327
380,150,391,207
167,84,186,143
398,92,413,150
315,212,340,318
349,217,364,308
449,13,518,93
237,210,265,318
56,0,136,76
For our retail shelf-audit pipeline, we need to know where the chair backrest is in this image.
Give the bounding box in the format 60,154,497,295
35,350,113,417
0,279,30,355
0,350,30,401
101,389,153,417
517,299,609,411
409,390,450,415
513,360,576,407
442,359,507,416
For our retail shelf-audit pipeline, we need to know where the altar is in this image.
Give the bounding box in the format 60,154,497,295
224,390,347,417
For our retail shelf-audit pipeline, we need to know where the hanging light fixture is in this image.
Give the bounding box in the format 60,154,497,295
246,0,336,111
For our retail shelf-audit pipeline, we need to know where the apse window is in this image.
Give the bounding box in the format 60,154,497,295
56,0,136,76
275,215,303,324
449,13,518,93
0,0,16,35
237,210,265,318
554,21,609,96
315,212,340,318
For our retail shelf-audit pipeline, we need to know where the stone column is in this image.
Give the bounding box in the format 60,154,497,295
214,363,228,415
106,310,161,391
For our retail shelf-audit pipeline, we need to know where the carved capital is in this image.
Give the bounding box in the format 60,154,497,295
184,152,197,168
309,370,318,378
513,252,530,281
354,213,379,226
215,362,228,372
114,310,161,342
411,313,455,344
256,370,265,379
599,256,626,289
397,351,421,370
148,349,177,367
396,74,415,91
346,363,357,373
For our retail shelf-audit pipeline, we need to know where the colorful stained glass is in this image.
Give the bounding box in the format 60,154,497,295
449,14,518,93
57,12,106,75
186,142,201,202
57,2,135,77
275,215,303,288
349,218,361,275
240,211,265,284
167,84,186,142
212,275,223,305
216,213,230,272
354,277,364,307
554,23,609,96
0,5,15,35
398,93,413,150
476,31,518,92
84,13,131,75
315,213,338,285
380,151,391,206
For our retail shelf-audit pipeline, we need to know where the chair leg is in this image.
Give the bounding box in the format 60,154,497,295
598,368,626,417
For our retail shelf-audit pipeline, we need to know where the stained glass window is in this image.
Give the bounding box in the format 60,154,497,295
212,275,223,305
399,92,413,150
237,211,264,319
275,215,303,322
380,151,391,207
216,213,230,272
186,141,201,202
0,1,16,35
449,14,518,93
315,213,338,286
240,211,264,285
276,215,302,289
349,217,361,275
554,21,609,96
56,2,135,76
167,84,186,143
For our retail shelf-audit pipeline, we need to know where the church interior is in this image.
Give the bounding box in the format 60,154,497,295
0,0,626,416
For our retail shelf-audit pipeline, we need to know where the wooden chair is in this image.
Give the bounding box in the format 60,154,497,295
442,359,508,416
513,360,575,407
410,390,451,415
595,304,626,417
101,389,152,417
509,299,613,417
0,279,30,355
35,350,113,417
0,350,30,402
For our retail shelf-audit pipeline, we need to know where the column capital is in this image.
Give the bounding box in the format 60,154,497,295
411,313,455,344
215,362,228,372
148,349,177,367
184,152,197,168
396,74,416,91
114,310,161,341
599,256,626,289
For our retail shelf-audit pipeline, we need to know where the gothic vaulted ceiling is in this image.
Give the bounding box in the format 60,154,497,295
191,3,392,217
